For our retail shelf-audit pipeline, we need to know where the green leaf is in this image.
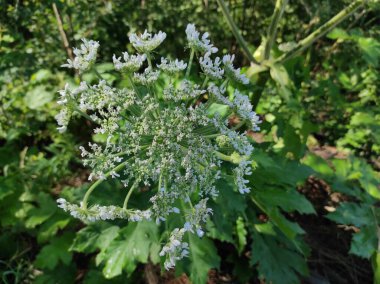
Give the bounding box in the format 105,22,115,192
254,187,315,214
327,28,351,40
207,177,247,243
327,202,374,228
250,232,308,284
71,223,117,253
35,233,74,270
177,235,220,284
357,37,380,67
34,263,76,284
236,217,247,254
350,225,378,259
302,154,334,177
31,69,53,82
99,221,159,278
37,212,71,243
25,193,57,229
269,63,291,87
24,86,54,109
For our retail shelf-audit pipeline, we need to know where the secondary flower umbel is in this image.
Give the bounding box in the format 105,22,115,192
56,24,260,270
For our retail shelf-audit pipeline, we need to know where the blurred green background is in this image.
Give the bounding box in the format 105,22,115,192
1,0,380,283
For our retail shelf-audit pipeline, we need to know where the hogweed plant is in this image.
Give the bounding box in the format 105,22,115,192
56,24,260,269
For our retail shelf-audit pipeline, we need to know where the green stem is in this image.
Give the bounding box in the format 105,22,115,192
94,68,104,80
201,76,209,89
81,160,128,210
232,119,246,130
264,0,288,60
146,53,153,68
276,0,365,63
123,179,139,210
204,133,220,138
127,73,142,99
185,49,195,78
75,108,95,122
221,78,229,89
216,0,258,64
214,151,235,163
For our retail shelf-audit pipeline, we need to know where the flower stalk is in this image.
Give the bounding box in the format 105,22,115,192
276,0,365,63
216,0,258,64
264,0,288,60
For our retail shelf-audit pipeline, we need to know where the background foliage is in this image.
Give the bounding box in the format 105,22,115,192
1,0,379,283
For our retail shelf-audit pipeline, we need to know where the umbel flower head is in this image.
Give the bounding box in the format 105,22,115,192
56,24,261,269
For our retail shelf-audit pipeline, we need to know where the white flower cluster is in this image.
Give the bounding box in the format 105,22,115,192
186,24,218,53
129,30,166,53
57,198,126,222
157,58,187,74
62,39,99,73
199,52,224,80
133,67,160,85
233,160,253,194
112,52,146,72
159,228,189,270
222,54,249,85
233,90,262,131
56,24,261,269
55,82,88,132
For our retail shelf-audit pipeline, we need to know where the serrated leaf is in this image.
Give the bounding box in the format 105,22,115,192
327,202,374,228
25,193,57,229
254,187,315,214
71,223,119,253
177,234,220,284
99,221,159,278
37,212,71,243
35,233,74,270
250,232,308,284
350,225,378,259
207,177,246,243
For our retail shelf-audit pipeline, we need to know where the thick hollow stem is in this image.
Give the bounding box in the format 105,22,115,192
216,0,258,64
185,49,195,78
276,0,365,63
81,160,128,210
264,0,288,60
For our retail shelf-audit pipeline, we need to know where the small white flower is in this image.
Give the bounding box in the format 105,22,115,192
133,67,160,85
61,39,99,73
196,228,204,238
233,90,261,131
208,84,232,107
129,30,166,53
157,58,187,74
199,52,224,80
55,108,72,133
222,54,249,85
233,160,252,194
113,52,146,72
186,24,218,53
